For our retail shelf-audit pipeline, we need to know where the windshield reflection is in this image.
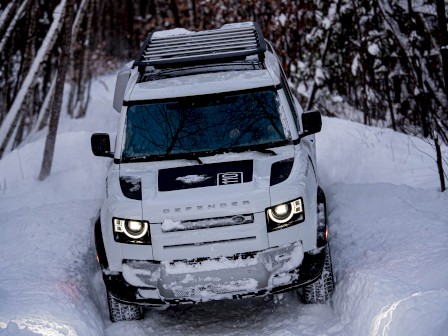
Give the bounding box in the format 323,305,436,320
122,88,288,162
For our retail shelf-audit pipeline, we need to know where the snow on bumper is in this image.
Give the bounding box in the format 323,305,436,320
119,241,303,304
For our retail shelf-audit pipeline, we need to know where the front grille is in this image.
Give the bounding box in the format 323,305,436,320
161,214,254,233
163,236,256,250
173,287,190,298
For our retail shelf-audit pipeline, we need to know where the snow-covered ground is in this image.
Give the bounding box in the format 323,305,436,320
0,76,447,335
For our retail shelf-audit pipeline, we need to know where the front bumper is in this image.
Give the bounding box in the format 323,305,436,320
104,241,326,306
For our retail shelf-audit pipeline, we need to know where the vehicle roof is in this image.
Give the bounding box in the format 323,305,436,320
125,50,282,102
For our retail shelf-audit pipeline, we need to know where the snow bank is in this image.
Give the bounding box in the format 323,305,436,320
316,116,447,191
329,183,448,335
0,76,118,335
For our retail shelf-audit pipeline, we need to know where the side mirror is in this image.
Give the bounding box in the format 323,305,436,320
300,110,322,138
91,133,114,158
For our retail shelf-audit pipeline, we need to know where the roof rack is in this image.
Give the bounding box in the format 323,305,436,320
133,23,267,72
138,60,264,83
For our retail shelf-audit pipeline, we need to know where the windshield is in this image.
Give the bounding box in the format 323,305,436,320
122,88,289,162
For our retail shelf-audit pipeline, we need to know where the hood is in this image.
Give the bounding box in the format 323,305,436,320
119,148,295,223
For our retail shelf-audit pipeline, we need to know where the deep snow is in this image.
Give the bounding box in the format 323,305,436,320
0,76,447,335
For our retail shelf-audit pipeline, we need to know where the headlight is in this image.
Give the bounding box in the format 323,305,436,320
266,198,304,232
113,218,151,244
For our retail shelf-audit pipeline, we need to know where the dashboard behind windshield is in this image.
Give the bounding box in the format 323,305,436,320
122,88,289,162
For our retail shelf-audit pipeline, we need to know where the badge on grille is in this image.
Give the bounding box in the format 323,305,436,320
218,172,243,185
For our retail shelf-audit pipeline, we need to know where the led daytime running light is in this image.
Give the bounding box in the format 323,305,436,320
268,205,293,223
267,198,304,224
266,197,305,232
113,218,149,239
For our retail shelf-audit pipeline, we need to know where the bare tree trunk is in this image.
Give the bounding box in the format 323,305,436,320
12,110,26,149
434,137,446,192
0,0,66,159
171,0,180,26
68,0,90,117
36,74,58,131
39,0,74,181
71,0,90,40
384,75,397,131
72,0,93,118
189,0,196,27
0,1,18,37
436,0,448,96
0,0,31,52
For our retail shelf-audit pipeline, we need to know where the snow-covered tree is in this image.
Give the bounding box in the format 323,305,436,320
0,0,446,186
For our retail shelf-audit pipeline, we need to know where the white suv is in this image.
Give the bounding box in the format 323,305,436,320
91,22,334,322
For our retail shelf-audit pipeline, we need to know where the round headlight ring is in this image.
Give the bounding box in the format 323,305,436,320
273,204,289,216
269,203,293,223
124,220,148,239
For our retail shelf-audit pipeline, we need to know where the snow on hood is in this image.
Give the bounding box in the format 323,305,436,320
175,174,211,185
119,147,296,223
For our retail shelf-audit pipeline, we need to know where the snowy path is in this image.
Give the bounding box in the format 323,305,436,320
0,201,104,336
1,78,447,335
103,293,339,336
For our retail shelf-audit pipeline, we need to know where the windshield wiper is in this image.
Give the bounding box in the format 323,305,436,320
252,148,277,156
223,144,279,156
175,153,203,164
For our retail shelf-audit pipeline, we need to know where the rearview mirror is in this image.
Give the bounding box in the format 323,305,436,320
301,110,322,138
91,133,113,158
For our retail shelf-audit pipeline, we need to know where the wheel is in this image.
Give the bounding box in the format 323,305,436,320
300,244,335,304
107,291,144,322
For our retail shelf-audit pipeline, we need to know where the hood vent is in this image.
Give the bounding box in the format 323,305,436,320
120,176,142,200
270,158,294,186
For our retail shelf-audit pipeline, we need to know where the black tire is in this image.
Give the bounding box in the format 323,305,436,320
107,291,144,322
300,244,335,304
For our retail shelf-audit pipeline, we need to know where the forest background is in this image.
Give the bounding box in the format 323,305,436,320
0,0,446,189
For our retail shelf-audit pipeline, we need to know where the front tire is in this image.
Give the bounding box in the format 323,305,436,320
107,291,144,322
300,244,334,304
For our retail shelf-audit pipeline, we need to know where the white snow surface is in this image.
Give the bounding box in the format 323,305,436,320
152,22,255,39
175,174,211,185
0,75,447,335
161,218,184,232
367,43,380,56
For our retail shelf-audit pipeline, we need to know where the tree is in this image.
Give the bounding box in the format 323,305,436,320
0,0,94,160
0,0,64,158
435,0,448,191
0,0,446,187
436,0,448,95
39,0,74,180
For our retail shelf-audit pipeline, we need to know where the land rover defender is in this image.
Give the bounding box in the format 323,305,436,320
91,22,334,322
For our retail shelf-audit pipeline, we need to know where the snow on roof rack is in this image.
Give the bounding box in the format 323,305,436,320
133,22,267,72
